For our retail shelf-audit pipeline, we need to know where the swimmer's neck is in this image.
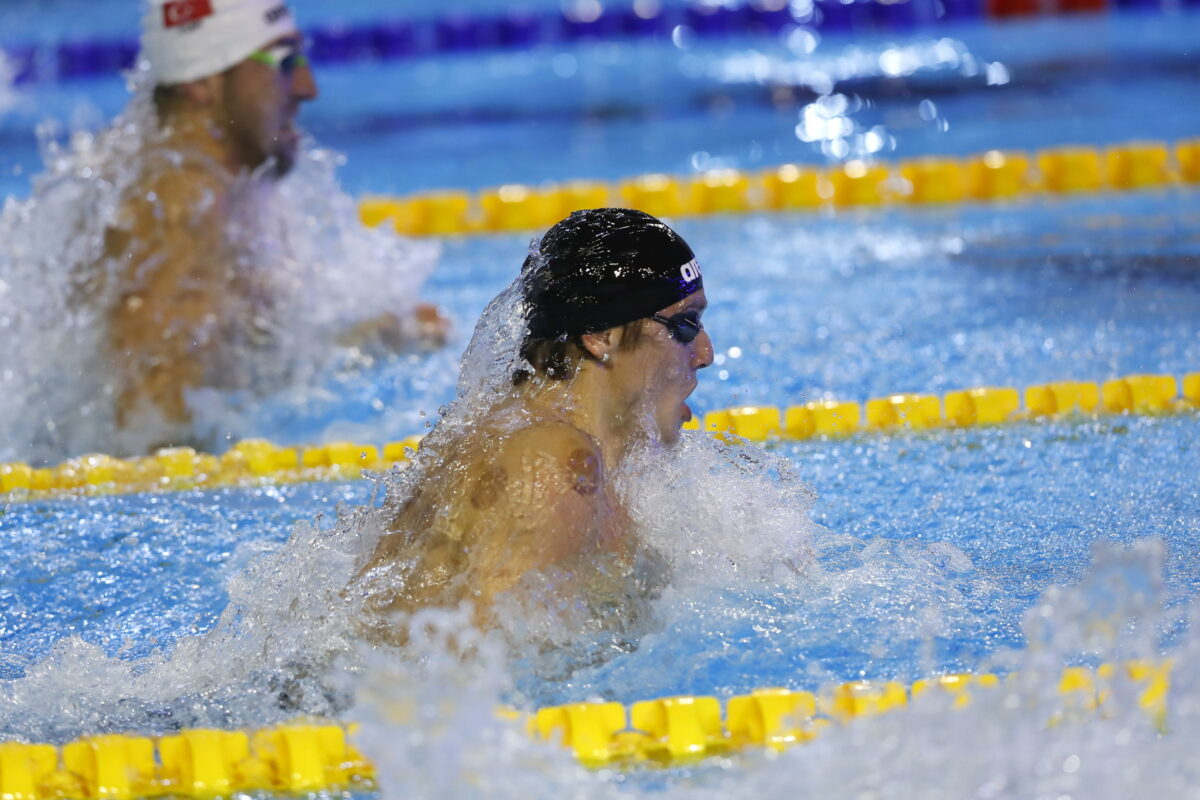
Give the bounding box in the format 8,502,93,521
522,364,648,466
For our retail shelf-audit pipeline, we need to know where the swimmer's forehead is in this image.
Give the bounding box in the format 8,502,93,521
657,289,706,317
679,290,708,312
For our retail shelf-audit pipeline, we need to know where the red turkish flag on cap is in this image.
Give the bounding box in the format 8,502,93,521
163,0,214,28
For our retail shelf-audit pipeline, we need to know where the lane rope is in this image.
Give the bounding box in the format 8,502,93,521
0,661,1171,797
2,371,1196,503
5,0,1161,85
357,138,1200,236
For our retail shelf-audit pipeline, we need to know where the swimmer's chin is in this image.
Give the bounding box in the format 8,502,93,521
271,149,297,178
266,134,300,177
657,403,691,446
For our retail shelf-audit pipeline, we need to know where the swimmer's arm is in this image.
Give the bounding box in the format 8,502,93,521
467,427,606,608
107,172,228,427
335,304,450,351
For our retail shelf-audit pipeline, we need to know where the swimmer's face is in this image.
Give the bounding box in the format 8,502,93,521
610,289,713,445
220,35,318,176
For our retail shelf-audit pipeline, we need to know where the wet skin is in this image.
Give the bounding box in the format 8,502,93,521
599,290,713,447
358,290,714,633
218,34,318,177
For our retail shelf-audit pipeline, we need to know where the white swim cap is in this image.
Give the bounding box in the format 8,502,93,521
140,0,300,85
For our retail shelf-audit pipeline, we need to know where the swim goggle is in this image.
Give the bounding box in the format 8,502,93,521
249,43,309,77
650,310,704,344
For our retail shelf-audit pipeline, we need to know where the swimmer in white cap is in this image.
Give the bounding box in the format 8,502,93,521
100,0,447,434
140,0,312,176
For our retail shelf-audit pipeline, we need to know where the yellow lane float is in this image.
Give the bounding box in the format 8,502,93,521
354,137,1200,236
0,662,1174,795
4,371,1200,501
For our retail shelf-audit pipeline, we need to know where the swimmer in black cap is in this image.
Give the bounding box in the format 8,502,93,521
359,209,713,633
517,207,710,442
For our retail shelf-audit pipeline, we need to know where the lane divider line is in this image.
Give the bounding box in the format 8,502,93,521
1,372,1196,503
0,661,1170,797
0,435,424,500
357,138,1200,236
8,0,1159,85
691,372,1193,439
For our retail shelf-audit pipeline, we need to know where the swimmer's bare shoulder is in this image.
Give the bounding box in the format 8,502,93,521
105,161,231,425
464,420,607,598
369,418,600,611
108,159,228,254
362,417,611,620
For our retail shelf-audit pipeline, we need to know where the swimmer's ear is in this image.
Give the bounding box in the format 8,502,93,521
580,329,615,364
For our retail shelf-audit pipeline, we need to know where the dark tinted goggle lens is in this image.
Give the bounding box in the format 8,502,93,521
280,50,308,76
651,310,703,343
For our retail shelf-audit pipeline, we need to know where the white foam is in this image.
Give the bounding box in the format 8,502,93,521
348,539,1200,799
0,447,1191,800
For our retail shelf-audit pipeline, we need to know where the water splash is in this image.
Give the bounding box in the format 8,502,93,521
0,490,381,741
0,425,823,741
619,432,818,587
2,234,1191,800
0,64,438,464
1,452,1189,800
350,539,1198,799
351,609,605,800
0,266,985,744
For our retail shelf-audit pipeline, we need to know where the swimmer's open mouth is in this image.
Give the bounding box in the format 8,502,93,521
681,377,699,423
279,109,301,146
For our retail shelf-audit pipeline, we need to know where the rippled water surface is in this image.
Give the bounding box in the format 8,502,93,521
5,413,1198,685
4,10,1200,196
2,3,1199,796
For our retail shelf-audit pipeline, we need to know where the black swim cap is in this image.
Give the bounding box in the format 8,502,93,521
522,208,703,340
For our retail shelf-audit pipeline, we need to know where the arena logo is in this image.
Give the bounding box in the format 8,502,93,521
264,4,292,24
679,259,701,284
162,0,213,28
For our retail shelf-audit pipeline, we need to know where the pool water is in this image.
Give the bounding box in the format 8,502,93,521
6,411,1196,686
2,1,1200,795
4,10,1200,196
193,192,1200,448
3,192,1198,729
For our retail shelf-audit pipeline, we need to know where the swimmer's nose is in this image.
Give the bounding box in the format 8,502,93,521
692,329,714,370
292,62,318,102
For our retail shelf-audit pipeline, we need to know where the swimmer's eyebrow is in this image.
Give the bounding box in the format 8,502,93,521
683,296,708,312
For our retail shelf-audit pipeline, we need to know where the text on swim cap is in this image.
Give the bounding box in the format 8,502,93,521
265,4,292,24
163,0,213,28
680,259,701,284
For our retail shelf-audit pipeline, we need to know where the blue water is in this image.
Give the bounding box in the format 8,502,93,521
5,412,1198,699
2,0,1200,756
3,188,1200,690
3,11,1200,197
558,418,1200,704
213,190,1200,449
